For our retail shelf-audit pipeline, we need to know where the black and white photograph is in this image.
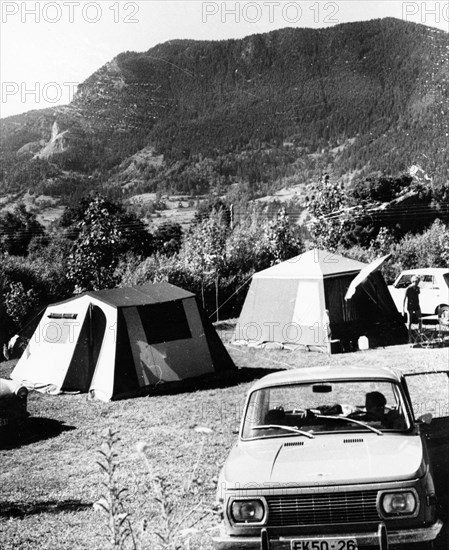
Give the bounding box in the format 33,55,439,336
0,1,448,548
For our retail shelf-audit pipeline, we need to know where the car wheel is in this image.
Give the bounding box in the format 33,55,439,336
438,305,449,325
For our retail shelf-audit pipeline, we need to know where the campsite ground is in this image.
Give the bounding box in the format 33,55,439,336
0,327,448,550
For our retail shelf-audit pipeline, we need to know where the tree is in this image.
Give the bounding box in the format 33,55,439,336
262,207,303,264
59,194,155,257
119,211,155,258
153,222,183,256
226,209,268,275
67,196,123,291
3,281,38,332
0,204,46,256
193,198,232,226
307,177,351,251
181,211,229,314
348,173,414,204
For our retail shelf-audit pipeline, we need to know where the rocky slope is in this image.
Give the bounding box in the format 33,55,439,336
1,17,448,204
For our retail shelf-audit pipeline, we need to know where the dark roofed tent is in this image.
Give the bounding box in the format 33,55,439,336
12,283,235,401
235,249,407,352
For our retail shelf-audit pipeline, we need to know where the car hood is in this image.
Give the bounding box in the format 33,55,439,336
222,434,424,488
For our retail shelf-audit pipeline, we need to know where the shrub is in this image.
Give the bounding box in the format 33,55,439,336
389,219,449,278
0,249,72,349
342,220,449,284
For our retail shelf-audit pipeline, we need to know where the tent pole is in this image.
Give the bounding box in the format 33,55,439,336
88,304,93,368
216,275,219,323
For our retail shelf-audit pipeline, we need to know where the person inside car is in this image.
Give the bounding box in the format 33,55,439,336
364,391,387,421
363,391,406,429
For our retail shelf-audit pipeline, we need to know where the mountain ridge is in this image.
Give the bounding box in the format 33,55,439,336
1,17,448,205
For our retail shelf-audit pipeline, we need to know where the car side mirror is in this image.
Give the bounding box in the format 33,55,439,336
417,413,433,425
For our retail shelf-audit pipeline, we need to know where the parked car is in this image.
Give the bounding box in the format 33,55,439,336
213,366,446,550
0,378,29,428
388,268,449,324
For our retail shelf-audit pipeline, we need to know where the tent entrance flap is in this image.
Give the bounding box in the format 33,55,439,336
62,305,106,392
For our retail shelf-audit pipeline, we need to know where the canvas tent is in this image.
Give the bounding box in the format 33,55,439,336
235,249,407,352
11,283,235,401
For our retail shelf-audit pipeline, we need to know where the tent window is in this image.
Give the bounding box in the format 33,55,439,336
138,301,191,344
48,313,78,319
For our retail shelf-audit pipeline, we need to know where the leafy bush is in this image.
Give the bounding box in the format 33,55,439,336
348,174,414,204
0,204,46,256
307,172,448,251
3,282,38,331
343,221,449,284
0,251,72,347
388,219,449,279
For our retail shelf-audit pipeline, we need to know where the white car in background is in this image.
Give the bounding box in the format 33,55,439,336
388,268,449,324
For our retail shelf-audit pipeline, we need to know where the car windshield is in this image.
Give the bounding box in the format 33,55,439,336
242,379,411,440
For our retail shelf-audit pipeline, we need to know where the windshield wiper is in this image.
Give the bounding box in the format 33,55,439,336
252,424,315,439
314,414,383,436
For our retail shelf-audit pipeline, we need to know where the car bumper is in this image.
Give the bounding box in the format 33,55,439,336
212,520,443,549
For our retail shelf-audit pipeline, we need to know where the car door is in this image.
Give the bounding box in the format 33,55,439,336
435,273,449,309
404,371,449,543
418,274,437,315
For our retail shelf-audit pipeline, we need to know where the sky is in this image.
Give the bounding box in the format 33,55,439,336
1,0,448,118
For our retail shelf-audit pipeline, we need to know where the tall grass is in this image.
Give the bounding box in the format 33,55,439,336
95,428,217,550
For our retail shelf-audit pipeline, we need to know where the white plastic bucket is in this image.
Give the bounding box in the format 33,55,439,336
358,336,369,350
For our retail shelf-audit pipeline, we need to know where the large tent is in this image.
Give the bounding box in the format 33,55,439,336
11,283,235,401
235,249,407,352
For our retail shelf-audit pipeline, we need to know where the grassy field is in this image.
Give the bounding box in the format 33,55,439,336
0,330,448,550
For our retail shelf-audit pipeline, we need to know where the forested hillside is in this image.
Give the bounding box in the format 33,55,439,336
1,17,448,204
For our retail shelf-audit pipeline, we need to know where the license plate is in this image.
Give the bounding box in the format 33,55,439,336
291,539,358,550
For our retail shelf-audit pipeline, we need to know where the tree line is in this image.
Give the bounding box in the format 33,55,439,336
0,195,303,348
1,168,448,351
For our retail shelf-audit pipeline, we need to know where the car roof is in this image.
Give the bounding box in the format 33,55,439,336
398,268,449,275
249,366,404,392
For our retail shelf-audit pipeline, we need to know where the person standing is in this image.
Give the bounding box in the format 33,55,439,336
403,275,422,340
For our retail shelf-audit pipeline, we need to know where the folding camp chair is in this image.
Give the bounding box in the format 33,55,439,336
410,314,443,348
437,306,449,345
408,311,425,346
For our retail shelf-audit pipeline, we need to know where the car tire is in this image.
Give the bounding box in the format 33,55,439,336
438,306,449,325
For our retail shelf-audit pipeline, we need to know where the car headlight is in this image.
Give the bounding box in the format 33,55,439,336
230,499,266,523
380,490,418,517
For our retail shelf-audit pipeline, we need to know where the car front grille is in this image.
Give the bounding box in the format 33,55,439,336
266,490,380,526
